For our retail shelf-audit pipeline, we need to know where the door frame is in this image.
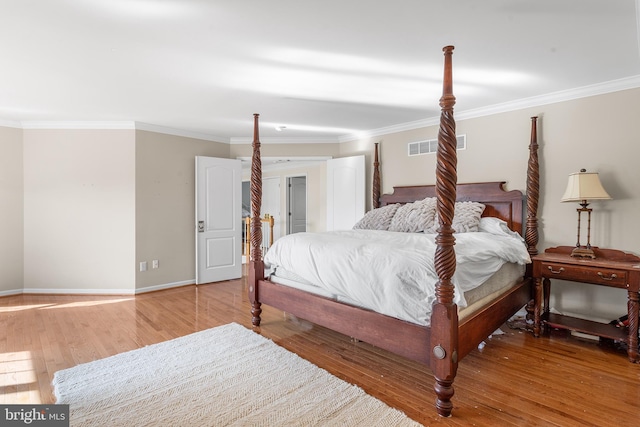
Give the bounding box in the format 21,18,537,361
286,174,307,234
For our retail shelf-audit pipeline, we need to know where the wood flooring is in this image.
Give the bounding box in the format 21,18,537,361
1,277,638,426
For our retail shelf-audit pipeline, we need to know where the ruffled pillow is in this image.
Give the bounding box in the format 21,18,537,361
388,197,437,233
452,201,485,232
425,201,486,233
353,203,400,230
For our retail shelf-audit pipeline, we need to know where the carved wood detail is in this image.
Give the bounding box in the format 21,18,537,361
524,116,541,325
431,45,458,418
248,113,263,327
373,142,381,209
526,116,540,257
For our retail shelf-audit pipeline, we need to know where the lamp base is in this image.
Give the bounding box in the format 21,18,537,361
571,246,596,259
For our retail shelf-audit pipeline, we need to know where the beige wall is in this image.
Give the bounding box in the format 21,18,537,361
0,126,24,294
23,129,136,293
4,87,640,322
11,127,229,295
341,87,640,322
135,130,229,291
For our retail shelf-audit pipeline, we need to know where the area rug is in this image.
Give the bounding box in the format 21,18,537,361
52,322,420,426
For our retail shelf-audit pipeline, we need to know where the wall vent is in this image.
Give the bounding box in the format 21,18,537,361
408,135,466,156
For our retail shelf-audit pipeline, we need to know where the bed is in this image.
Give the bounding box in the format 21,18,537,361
247,45,541,417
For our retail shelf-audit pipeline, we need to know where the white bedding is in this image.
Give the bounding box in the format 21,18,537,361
263,226,531,326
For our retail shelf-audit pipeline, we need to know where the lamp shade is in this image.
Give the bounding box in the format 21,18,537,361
561,170,611,202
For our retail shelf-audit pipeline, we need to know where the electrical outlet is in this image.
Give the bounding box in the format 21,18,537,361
152,259,159,269
140,261,147,272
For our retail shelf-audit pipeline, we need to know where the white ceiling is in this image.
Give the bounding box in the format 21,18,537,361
2,1,639,143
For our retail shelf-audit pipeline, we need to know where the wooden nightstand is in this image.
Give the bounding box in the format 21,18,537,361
532,246,640,363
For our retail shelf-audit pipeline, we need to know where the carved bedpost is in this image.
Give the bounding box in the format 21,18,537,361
248,113,264,327
430,45,458,418
525,116,541,333
373,142,381,209
526,116,540,258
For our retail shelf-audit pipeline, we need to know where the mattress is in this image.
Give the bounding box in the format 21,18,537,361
263,228,531,326
269,262,525,326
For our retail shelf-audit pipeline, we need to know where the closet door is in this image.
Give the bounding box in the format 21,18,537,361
326,155,365,231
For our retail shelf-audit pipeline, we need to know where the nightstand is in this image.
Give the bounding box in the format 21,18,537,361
532,246,640,363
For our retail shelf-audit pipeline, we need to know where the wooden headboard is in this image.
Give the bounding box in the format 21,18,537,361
378,181,524,235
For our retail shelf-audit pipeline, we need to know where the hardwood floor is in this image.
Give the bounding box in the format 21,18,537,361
1,277,638,426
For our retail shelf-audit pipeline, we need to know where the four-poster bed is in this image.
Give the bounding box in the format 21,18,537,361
247,46,540,417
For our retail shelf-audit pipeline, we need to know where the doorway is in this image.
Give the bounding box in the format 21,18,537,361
287,175,307,234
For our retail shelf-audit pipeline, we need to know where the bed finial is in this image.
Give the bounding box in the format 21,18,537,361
248,113,264,327
373,142,381,209
431,44,458,418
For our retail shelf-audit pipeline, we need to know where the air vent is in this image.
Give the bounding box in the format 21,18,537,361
408,135,466,156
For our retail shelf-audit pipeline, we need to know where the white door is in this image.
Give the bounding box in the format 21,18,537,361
326,156,365,231
195,156,242,284
287,176,307,234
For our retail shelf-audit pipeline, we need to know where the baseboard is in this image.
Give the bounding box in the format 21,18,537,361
0,288,25,297
21,287,136,295
135,280,194,294
6,280,195,297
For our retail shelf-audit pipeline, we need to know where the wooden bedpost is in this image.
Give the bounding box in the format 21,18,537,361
526,116,541,334
431,45,458,418
248,113,264,327
525,116,540,258
373,142,381,209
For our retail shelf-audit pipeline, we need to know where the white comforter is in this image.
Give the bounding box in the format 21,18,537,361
263,228,531,326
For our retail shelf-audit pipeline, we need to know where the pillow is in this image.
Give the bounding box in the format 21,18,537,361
479,217,523,240
388,197,437,233
425,201,485,233
353,203,400,230
451,201,485,233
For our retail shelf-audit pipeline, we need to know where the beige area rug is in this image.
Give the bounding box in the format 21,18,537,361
53,323,421,426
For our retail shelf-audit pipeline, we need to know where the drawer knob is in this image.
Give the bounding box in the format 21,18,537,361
547,266,565,274
597,272,617,281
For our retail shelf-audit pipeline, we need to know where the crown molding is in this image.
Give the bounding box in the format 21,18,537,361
230,136,340,145
237,156,332,171
340,74,640,142
0,118,23,128
21,120,136,130
16,120,228,142
134,122,228,143
6,75,640,142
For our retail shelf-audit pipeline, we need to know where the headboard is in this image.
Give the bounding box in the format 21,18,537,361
378,181,524,235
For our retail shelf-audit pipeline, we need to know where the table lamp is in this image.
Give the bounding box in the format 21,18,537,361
561,169,611,258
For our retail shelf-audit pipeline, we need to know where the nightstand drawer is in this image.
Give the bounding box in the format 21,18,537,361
540,262,628,288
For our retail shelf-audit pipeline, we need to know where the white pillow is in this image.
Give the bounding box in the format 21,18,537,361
388,197,437,233
479,217,523,240
353,204,400,230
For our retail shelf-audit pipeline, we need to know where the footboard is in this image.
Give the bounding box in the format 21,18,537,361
258,279,432,364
